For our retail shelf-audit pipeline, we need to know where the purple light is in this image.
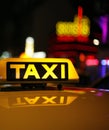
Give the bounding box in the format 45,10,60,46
98,15,108,43
101,65,106,77
99,89,109,92
96,92,103,96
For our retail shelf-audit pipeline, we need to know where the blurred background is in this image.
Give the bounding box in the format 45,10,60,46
0,0,109,85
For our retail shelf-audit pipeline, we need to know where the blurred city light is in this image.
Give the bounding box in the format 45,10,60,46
85,55,99,66
93,39,100,46
25,37,34,57
0,51,12,58
101,59,109,66
19,36,35,58
56,6,90,42
97,16,109,43
32,51,46,58
86,59,99,66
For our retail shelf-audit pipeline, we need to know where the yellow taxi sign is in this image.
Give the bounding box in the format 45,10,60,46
0,58,79,83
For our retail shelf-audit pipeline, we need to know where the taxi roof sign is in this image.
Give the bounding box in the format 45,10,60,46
0,58,79,84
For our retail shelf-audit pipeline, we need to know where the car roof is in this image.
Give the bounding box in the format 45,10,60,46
0,86,109,130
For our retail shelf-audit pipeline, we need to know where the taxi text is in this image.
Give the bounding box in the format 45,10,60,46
7,62,68,81
11,95,77,107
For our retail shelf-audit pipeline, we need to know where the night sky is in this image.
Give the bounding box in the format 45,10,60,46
0,0,109,57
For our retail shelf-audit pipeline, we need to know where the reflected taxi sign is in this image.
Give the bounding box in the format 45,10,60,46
0,58,79,83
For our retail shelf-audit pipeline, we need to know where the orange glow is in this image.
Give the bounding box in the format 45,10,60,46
79,53,86,62
19,52,31,58
64,89,85,94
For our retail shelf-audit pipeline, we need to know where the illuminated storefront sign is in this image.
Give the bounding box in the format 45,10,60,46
56,6,90,42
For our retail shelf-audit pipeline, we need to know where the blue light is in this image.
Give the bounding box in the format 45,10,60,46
101,60,106,65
